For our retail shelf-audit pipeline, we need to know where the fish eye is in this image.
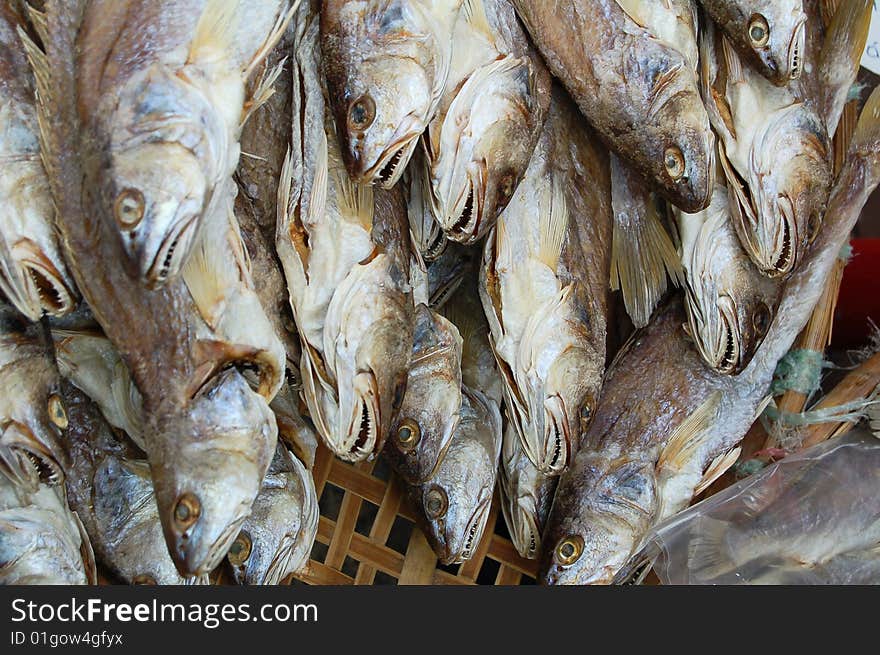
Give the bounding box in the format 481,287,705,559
47,394,68,429
752,302,772,338
807,211,822,244
424,486,448,519
555,535,584,566
396,418,421,452
663,146,685,181
114,188,145,229
348,95,376,131
173,492,201,529
131,574,157,585
748,14,770,47
227,530,253,566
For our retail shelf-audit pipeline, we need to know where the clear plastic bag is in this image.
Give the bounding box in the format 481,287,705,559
641,430,880,585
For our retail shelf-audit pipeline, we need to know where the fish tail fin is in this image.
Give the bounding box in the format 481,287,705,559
686,516,738,581
241,56,287,127
537,176,568,271
610,160,683,328
820,0,873,136
189,0,240,67
244,0,300,80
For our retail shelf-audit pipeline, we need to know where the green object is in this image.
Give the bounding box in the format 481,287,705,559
769,349,825,397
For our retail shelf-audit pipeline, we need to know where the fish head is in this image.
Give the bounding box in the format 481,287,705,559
652,81,716,212
736,1,807,84
151,368,276,577
227,447,317,585
538,345,601,475
743,107,831,276
323,2,435,188
541,458,657,585
0,413,67,490
685,195,782,374
6,241,78,319
419,390,499,564
339,310,413,461
106,67,224,288
500,426,545,559
434,58,539,243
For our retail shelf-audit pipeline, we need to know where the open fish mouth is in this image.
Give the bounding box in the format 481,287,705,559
186,511,250,577
145,214,199,288
340,372,380,461
365,134,420,189
769,197,796,276
444,179,483,243
513,499,541,558
714,306,741,374
787,19,807,81
0,422,64,487
423,226,448,262
21,261,75,317
445,498,492,564
540,396,571,474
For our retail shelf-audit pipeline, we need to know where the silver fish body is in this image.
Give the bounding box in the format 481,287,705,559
279,3,413,462
0,4,77,320
541,87,880,584
677,184,782,374
225,443,318,585
512,0,715,212
480,87,612,476
426,0,551,243
385,303,462,485
412,386,501,564
0,471,95,584
698,0,807,85
321,0,463,188
0,303,68,491
78,0,289,287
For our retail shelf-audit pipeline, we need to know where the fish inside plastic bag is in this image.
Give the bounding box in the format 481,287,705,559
638,429,880,585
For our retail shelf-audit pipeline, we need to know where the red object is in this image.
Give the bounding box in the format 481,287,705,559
833,238,879,349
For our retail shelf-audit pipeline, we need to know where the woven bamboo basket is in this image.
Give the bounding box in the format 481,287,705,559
290,445,539,586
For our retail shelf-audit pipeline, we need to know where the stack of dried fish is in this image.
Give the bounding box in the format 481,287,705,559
1,0,878,586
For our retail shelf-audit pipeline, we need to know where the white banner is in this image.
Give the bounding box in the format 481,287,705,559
862,1,880,75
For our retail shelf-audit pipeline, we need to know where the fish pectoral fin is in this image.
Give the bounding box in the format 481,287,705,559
188,0,240,68
851,83,880,154
720,35,744,85
536,176,568,271
819,0,873,137
693,446,741,497
71,509,98,585
610,157,684,328
613,0,647,28
241,56,287,127
119,458,153,482
656,391,722,476
462,0,494,41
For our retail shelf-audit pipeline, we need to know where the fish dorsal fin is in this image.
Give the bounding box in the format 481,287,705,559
308,128,329,229
610,158,684,328
657,391,722,474
188,0,239,67
537,176,568,271
720,36,744,85
819,0,873,137
241,56,287,127
462,0,493,40
694,446,741,496
613,0,647,28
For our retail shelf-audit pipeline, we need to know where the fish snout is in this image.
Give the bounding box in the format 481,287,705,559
342,371,381,461
539,396,571,475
